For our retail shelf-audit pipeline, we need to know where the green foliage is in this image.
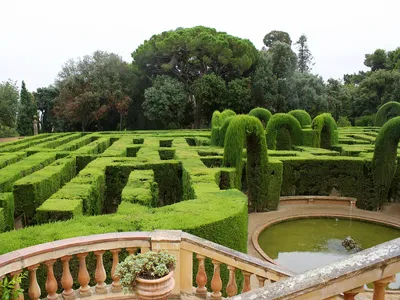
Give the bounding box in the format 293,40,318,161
372,117,400,208
0,272,26,300
266,113,302,150
248,107,272,127
0,193,14,231
355,114,376,126
223,115,272,211
34,86,59,133
337,116,352,127
311,113,338,149
143,75,188,128
210,110,236,147
288,110,312,128
295,34,313,73
364,49,387,71
116,251,176,293
0,126,19,138
0,80,19,130
374,101,400,126
263,31,292,47
268,42,297,79
121,170,158,207
17,81,36,136
226,78,252,113
218,116,235,147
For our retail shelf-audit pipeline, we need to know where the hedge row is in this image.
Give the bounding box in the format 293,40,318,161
0,133,51,150
0,152,26,169
55,135,96,151
73,137,111,155
0,152,56,192
210,109,236,146
0,193,14,231
100,136,132,156
0,133,64,152
375,101,400,126
311,113,338,149
13,156,77,223
288,110,312,128
38,133,83,149
121,170,158,207
248,107,272,126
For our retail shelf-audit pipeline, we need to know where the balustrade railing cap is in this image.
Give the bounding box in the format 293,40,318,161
150,230,183,242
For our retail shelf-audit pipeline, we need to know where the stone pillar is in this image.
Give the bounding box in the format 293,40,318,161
373,275,395,300
343,286,364,300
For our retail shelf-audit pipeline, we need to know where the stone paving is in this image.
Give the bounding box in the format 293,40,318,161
247,203,400,299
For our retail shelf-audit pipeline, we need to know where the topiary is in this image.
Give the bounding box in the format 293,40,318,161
312,113,338,149
223,115,272,211
288,110,312,128
374,101,400,126
210,109,236,147
372,116,400,209
248,107,272,127
220,109,236,121
265,113,302,150
218,116,235,147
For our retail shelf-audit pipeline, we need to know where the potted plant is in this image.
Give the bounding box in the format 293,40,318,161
116,251,176,300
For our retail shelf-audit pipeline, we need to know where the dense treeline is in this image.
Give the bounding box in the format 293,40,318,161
1,27,399,134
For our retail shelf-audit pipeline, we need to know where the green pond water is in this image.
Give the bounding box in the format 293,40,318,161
258,218,400,289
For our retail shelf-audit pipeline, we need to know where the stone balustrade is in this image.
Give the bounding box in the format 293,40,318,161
0,230,291,299
280,195,357,207
232,237,400,300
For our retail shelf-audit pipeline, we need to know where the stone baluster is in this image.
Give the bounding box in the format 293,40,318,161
241,271,251,293
10,270,24,300
256,275,265,288
27,264,41,300
77,253,91,297
110,249,122,292
61,256,75,299
226,266,237,297
44,260,58,300
195,254,207,298
94,251,107,294
210,260,222,300
372,275,395,300
127,247,137,256
343,286,364,300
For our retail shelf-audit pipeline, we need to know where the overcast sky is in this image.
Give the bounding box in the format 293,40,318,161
1,0,399,91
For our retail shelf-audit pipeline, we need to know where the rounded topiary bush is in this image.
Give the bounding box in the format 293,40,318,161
374,101,400,127
248,107,272,127
312,113,338,149
210,111,222,146
372,116,400,209
288,110,312,128
220,109,236,121
218,116,235,147
223,115,270,211
265,113,302,150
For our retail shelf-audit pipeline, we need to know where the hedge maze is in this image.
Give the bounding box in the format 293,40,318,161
1,111,400,296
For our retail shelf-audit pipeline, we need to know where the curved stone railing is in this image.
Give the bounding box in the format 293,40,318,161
280,195,357,207
232,237,400,300
0,230,291,299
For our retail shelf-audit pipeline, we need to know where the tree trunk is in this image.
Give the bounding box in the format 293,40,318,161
192,95,201,129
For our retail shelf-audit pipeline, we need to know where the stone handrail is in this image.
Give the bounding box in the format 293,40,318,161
280,195,357,207
0,230,291,299
232,237,400,300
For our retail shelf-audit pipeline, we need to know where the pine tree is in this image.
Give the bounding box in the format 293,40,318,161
17,81,37,136
295,34,314,73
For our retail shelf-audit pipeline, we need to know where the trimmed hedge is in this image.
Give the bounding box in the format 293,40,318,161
0,152,26,169
248,107,272,127
210,109,236,147
73,137,111,155
0,193,14,231
266,113,302,150
13,157,76,223
121,170,158,207
101,137,132,156
218,116,235,147
311,113,338,149
372,117,400,209
223,115,272,211
0,153,56,192
288,110,312,128
375,101,400,127
55,135,96,151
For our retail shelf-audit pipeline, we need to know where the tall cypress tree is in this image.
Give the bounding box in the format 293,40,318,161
17,81,37,136
295,34,314,73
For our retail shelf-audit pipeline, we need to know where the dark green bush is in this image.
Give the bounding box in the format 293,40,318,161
288,110,312,128
265,113,302,150
0,126,19,138
375,101,400,126
248,107,272,127
312,113,338,149
337,116,352,127
210,110,236,146
0,193,14,231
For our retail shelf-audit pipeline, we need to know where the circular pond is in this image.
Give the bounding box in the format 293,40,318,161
258,218,400,289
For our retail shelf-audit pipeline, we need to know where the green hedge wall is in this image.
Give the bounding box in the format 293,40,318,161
0,193,14,231
266,113,302,150
374,101,400,127
311,113,338,149
248,107,272,127
121,170,158,207
210,110,236,147
218,116,235,147
288,110,312,128
0,152,26,169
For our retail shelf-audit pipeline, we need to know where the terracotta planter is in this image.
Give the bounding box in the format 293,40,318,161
135,270,175,300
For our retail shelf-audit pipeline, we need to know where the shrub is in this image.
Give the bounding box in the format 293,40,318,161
248,107,272,127
0,126,19,138
210,110,236,146
375,101,400,126
218,116,235,147
265,113,302,150
312,113,338,149
355,114,375,127
288,110,312,128
337,116,352,127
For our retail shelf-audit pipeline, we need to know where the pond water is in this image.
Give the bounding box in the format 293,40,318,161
258,218,400,289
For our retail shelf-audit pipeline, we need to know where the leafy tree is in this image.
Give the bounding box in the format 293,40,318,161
143,75,188,128
17,81,37,136
343,71,368,85
115,96,132,131
226,78,252,114
54,51,132,131
364,49,387,71
192,74,227,125
132,26,258,128
295,34,314,73
263,30,292,48
33,86,59,132
0,80,19,129
268,41,297,79
326,78,352,120
386,47,400,71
